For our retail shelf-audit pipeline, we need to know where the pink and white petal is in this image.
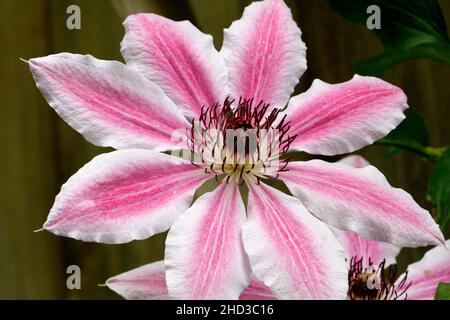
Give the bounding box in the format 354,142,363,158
28,53,190,151
107,262,276,301
338,154,371,169
165,183,251,300
239,277,276,300
242,183,348,300
106,261,168,300
44,150,209,244
331,227,401,266
221,0,306,108
333,156,401,265
281,160,444,247
287,75,408,155
122,14,227,118
398,240,450,300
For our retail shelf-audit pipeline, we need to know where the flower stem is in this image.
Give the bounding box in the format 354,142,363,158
374,139,447,161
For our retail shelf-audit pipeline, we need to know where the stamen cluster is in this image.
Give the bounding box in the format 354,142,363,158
188,98,296,185
347,256,411,300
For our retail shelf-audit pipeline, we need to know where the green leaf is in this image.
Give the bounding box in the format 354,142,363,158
428,147,450,229
435,283,450,300
375,111,430,158
384,111,429,146
356,42,450,76
325,0,450,75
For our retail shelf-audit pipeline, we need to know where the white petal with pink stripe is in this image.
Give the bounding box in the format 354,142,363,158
239,277,276,300
221,0,306,108
242,183,348,299
338,154,371,169
287,75,408,155
165,183,251,300
44,150,209,243
122,14,228,118
106,261,168,300
29,53,190,151
399,239,450,300
332,155,401,266
281,160,444,247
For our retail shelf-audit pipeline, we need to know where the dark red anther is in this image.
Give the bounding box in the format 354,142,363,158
347,256,411,300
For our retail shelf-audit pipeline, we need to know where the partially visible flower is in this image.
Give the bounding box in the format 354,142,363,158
333,155,450,300
27,0,444,300
333,227,450,300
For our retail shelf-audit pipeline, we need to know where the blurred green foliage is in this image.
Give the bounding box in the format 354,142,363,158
326,0,450,75
428,148,450,229
376,111,431,158
435,283,450,300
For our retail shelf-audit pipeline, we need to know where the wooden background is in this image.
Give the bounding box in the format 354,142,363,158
1,0,449,299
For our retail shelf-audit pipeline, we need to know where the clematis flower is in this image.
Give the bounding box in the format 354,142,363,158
339,231,450,300
27,0,444,299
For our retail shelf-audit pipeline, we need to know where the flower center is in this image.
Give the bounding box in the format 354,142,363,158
188,98,296,185
347,256,411,300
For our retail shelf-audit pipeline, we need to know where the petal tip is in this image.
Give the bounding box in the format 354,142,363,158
436,233,447,247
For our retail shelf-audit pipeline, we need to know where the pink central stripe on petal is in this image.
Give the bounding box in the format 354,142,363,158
137,16,217,115
46,166,205,228
407,267,450,300
409,269,450,289
240,3,281,102
33,60,182,142
191,185,240,299
290,167,423,226
250,185,322,296
107,275,166,288
292,88,398,136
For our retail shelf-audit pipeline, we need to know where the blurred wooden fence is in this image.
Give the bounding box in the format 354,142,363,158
0,0,449,298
